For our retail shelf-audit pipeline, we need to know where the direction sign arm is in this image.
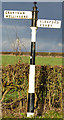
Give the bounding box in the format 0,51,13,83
37,19,61,28
4,10,32,19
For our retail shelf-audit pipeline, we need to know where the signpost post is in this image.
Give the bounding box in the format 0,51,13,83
27,2,38,117
4,2,61,118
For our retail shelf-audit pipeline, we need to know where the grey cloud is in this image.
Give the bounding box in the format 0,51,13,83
2,24,28,30
2,40,11,51
37,38,62,52
2,24,30,41
2,37,31,52
58,43,64,48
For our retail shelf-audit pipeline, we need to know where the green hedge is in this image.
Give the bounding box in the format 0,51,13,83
2,63,63,117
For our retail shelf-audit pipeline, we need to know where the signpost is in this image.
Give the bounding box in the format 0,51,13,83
4,2,61,117
37,19,61,28
4,10,32,19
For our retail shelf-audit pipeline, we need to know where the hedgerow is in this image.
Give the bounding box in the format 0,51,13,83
1,63,63,118
1,52,64,57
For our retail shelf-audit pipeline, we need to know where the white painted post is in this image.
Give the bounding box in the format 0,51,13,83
27,2,38,117
27,27,37,117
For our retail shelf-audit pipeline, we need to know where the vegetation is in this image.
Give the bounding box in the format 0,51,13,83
1,52,63,118
1,63,63,118
1,51,64,57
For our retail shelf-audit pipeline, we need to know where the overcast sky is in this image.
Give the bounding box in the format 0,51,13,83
1,1,63,52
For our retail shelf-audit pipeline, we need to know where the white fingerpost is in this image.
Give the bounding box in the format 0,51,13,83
4,1,61,118
27,2,38,117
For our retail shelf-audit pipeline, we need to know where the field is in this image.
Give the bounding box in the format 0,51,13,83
1,55,63,66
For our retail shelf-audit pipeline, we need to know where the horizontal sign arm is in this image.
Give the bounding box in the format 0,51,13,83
4,10,32,19
37,19,61,28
